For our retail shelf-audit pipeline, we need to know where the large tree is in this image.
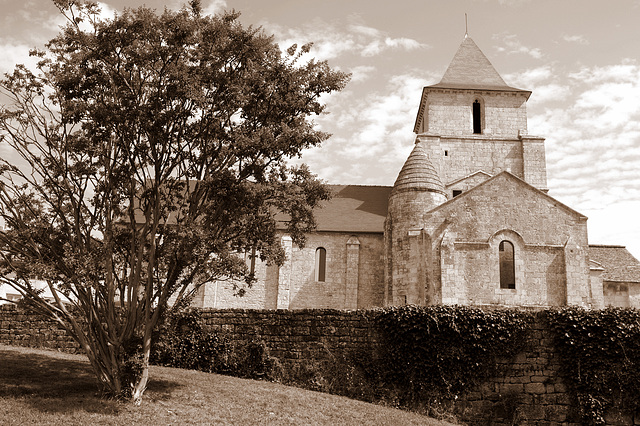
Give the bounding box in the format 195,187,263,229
0,0,348,403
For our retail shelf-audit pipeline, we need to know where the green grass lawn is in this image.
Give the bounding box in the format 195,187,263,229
0,344,456,425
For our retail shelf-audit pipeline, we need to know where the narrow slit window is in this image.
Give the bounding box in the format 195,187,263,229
249,246,256,275
473,99,482,134
499,241,515,289
315,247,326,282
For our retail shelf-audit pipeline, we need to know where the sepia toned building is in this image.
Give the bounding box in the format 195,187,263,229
192,35,640,310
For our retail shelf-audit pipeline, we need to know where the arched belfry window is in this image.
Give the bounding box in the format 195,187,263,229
473,99,482,134
315,247,326,282
499,241,515,289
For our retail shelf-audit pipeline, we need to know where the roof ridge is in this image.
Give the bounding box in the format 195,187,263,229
327,184,393,188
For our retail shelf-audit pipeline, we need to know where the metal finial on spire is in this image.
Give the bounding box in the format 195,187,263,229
465,13,468,38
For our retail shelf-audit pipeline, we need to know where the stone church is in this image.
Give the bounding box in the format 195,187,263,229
191,35,640,310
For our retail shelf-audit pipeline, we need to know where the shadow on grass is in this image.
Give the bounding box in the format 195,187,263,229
0,346,181,415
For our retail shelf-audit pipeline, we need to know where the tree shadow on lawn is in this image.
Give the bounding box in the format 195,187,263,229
0,346,181,415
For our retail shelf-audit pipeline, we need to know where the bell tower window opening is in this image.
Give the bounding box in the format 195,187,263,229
315,247,327,282
473,99,482,134
499,241,515,289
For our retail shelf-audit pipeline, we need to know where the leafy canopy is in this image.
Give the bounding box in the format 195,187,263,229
0,0,348,401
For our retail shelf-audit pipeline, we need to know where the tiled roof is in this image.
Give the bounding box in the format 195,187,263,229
314,185,390,233
277,185,391,234
428,36,529,93
392,143,446,196
589,245,640,283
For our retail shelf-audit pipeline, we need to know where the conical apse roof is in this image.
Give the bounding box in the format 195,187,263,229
392,143,446,195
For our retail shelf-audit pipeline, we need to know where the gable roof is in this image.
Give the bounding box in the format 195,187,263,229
444,170,492,188
281,172,587,234
428,36,529,93
277,185,391,234
426,170,587,219
589,245,640,283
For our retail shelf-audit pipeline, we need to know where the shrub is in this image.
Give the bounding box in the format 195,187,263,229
151,310,279,380
547,307,640,425
279,348,385,403
371,305,533,412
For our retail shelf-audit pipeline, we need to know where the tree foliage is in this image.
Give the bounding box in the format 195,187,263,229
0,0,348,402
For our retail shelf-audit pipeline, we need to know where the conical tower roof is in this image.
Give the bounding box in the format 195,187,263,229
392,143,446,195
428,35,527,92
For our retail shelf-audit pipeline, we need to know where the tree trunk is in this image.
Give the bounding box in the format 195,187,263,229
131,321,153,405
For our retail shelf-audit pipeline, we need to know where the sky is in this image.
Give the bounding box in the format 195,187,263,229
1,0,639,258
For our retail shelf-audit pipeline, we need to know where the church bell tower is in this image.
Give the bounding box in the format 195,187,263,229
385,34,549,306
413,34,547,196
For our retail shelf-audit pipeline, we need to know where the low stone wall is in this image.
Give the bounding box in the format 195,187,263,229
199,309,578,425
199,309,377,362
458,319,573,425
0,304,79,352
2,305,637,425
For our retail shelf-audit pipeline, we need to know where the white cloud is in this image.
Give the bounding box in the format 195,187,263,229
583,200,640,258
387,37,422,50
524,61,640,226
493,32,542,59
268,19,427,62
21,7,67,35
349,65,376,83
530,83,571,103
569,60,639,84
349,24,381,38
493,60,640,258
0,43,40,74
562,34,589,45
504,66,571,103
295,72,429,185
505,65,552,84
201,0,228,16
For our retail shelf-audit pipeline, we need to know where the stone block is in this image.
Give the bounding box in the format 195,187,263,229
500,383,524,394
553,382,567,393
519,404,545,420
525,382,546,394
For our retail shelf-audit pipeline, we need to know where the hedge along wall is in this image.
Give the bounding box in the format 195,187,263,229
2,304,640,425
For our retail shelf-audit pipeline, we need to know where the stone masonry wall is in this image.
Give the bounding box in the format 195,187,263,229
199,309,377,363
420,134,526,187
2,306,637,424
457,318,575,425
199,309,629,425
192,231,385,310
198,309,598,424
0,304,79,352
424,90,528,138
